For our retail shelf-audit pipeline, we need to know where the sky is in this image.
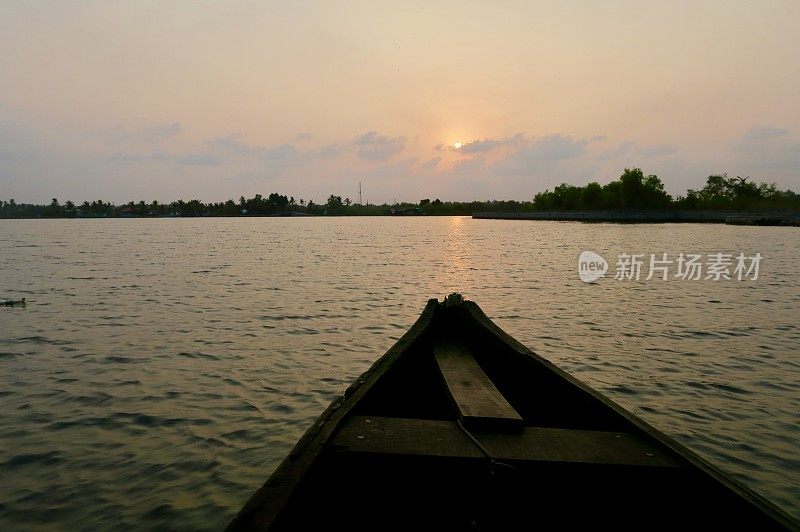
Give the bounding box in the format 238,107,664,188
1,1,799,204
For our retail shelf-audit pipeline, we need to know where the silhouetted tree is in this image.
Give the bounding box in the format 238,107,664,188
326,195,344,214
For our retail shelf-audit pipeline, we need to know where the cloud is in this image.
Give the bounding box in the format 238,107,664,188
208,132,252,155
743,127,789,141
353,130,406,160
203,133,302,166
729,126,800,178
315,143,345,159
494,134,589,176
596,140,635,160
176,153,220,166
294,132,313,141
143,123,182,140
362,157,418,179
452,154,487,175
2,100,797,204
458,133,525,154
526,134,588,160
421,156,440,170
106,152,168,163
260,144,298,161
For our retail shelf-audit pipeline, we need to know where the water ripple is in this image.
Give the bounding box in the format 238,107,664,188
0,217,798,529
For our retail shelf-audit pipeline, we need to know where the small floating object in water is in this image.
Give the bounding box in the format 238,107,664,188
1,298,26,306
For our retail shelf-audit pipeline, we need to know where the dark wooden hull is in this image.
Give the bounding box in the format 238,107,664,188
228,297,798,531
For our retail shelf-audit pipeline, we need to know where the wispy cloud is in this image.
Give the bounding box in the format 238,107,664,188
315,143,345,159
176,153,220,166
260,144,298,161
494,134,589,177
421,156,441,170
106,152,168,163
143,123,182,140
730,126,800,178
353,131,406,160
2,104,798,203
743,127,789,141
457,133,525,154
208,132,252,154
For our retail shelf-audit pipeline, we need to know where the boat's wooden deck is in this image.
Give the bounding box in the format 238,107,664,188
434,342,523,432
332,416,680,468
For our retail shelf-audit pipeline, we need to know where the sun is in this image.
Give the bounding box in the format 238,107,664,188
453,142,462,149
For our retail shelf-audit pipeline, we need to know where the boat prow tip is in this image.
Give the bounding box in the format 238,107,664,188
444,293,465,307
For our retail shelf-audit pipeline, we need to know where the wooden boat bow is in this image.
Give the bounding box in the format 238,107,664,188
227,295,798,531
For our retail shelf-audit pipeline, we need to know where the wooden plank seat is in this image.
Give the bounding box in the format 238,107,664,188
434,342,524,432
330,416,681,468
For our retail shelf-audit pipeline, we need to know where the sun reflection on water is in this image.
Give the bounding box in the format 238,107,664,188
440,216,472,293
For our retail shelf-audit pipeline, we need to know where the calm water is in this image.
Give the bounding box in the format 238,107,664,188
1,217,798,529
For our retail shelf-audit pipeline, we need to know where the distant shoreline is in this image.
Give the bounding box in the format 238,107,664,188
3,210,800,226
473,211,800,225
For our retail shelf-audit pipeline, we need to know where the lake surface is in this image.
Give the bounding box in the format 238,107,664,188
1,217,798,529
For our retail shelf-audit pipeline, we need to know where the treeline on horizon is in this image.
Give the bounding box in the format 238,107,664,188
1,169,798,219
